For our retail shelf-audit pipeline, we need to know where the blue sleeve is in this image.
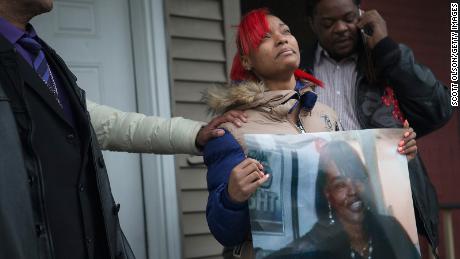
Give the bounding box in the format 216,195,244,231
203,130,250,247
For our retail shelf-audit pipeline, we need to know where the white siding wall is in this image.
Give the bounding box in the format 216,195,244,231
165,0,240,258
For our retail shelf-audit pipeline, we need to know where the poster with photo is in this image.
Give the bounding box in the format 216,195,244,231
245,129,420,259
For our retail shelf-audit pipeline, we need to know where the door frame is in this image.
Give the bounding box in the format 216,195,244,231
129,0,181,258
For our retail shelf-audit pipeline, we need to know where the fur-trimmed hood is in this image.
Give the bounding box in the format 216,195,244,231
203,79,341,153
205,80,314,114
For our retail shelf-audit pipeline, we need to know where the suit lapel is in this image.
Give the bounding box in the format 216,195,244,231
45,47,91,150
16,54,70,125
45,48,86,118
41,41,86,109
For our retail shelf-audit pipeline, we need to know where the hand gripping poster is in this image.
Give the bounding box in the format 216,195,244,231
245,129,420,259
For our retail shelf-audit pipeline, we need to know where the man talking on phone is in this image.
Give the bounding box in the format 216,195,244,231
301,0,452,257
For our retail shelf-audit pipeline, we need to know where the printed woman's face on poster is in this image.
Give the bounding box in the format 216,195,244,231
323,161,368,225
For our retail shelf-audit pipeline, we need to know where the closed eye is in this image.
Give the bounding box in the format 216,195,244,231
321,20,334,29
344,13,357,23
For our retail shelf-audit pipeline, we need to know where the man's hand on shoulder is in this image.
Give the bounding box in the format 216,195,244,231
195,110,248,149
357,9,388,49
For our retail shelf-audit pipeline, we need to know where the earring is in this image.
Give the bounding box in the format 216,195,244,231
328,202,335,225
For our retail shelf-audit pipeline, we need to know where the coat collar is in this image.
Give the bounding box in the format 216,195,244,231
0,34,85,129
0,35,65,121
16,52,71,124
206,80,318,122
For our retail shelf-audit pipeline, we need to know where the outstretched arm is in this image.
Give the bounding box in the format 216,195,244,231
86,99,248,155
87,99,203,154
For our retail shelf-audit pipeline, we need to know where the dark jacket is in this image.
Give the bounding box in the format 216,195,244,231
0,35,134,259
300,37,453,253
266,214,420,259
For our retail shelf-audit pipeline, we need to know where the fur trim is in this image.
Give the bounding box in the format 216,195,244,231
204,81,266,114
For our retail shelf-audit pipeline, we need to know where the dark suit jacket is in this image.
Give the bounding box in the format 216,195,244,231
0,34,134,259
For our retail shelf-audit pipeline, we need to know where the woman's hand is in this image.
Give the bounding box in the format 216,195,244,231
398,120,417,161
227,158,270,203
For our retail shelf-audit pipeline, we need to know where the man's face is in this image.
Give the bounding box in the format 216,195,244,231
15,0,54,16
310,0,359,60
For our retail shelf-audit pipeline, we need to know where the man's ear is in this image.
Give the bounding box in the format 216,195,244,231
241,55,252,71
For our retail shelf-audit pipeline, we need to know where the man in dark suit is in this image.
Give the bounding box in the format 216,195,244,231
0,0,243,258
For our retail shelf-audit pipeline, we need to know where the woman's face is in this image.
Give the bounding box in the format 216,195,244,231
324,162,367,225
243,15,300,81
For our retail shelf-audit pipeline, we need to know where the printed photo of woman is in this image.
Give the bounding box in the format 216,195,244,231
266,140,420,259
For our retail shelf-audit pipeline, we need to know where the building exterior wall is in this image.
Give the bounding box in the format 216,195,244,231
164,0,240,257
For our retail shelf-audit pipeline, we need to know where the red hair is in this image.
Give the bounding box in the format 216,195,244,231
231,8,270,81
294,69,324,87
230,8,323,87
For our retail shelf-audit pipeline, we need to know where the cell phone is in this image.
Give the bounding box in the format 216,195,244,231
359,8,374,37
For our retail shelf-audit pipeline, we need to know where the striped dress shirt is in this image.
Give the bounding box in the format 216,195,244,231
313,45,362,131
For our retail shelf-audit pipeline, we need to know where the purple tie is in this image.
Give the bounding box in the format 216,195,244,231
18,35,61,106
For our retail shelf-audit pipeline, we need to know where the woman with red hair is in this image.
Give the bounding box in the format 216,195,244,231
203,8,416,258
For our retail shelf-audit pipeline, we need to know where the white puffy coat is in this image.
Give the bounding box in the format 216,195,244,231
87,99,203,155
